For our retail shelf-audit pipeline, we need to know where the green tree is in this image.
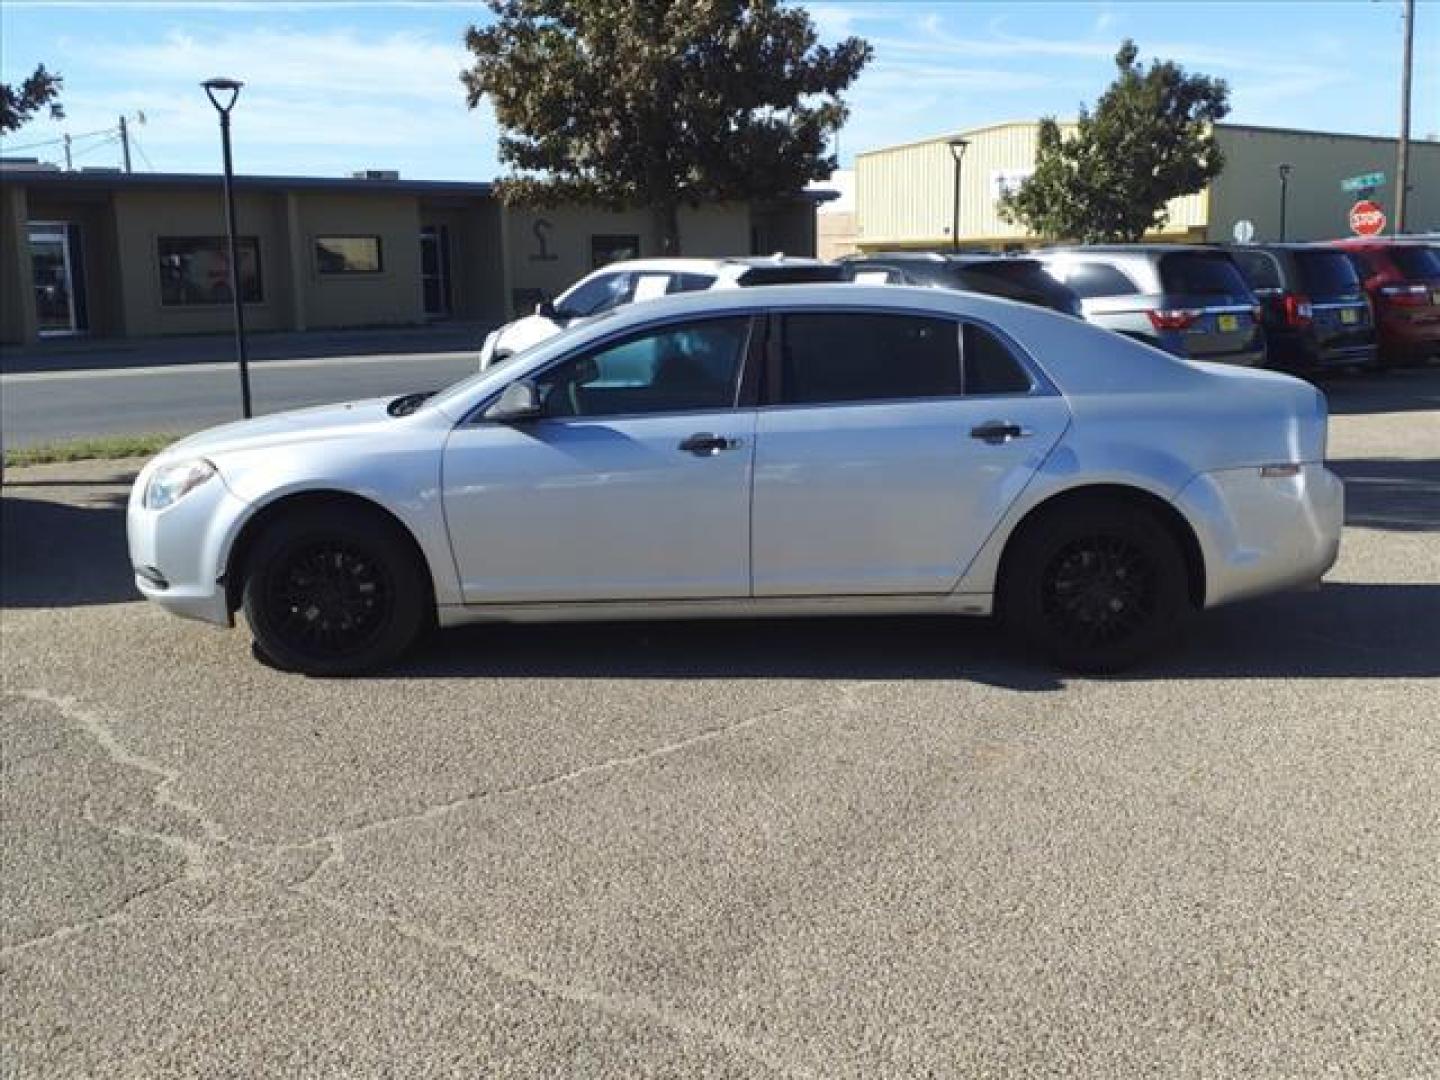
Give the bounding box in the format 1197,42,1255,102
462,0,870,254
999,40,1229,243
1,64,64,134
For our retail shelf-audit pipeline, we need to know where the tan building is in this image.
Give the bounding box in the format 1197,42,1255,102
0,165,823,348
854,121,1440,251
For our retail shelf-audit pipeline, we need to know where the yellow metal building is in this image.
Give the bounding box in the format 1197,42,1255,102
855,121,1440,251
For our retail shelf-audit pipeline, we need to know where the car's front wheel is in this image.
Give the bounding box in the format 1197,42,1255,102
240,503,429,676
1001,497,1192,674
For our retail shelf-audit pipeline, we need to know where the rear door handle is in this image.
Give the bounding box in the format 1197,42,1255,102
678,432,739,457
970,421,1030,444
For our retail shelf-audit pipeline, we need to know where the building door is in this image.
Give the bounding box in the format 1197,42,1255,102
29,221,84,335
419,225,451,319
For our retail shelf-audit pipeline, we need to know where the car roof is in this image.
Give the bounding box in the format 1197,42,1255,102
592,256,827,275
847,252,1041,266
1039,244,1228,257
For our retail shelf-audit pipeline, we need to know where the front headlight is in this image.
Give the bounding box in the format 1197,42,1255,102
144,459,217,510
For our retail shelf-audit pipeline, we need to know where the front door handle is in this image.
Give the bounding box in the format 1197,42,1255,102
679,432,739,457
970,421,1030,444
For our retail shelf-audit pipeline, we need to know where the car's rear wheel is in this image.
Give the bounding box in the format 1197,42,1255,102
240,503,429,676
1001,498,1191,674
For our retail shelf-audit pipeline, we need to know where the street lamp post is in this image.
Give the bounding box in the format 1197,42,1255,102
202,77,252,419
947,138,969,252
1277,163,1293,242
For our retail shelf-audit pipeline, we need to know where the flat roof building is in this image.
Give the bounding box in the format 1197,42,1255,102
0,165,825,348
854,121,1439,251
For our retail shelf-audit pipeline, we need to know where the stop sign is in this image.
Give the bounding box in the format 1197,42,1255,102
1349,199,1387,236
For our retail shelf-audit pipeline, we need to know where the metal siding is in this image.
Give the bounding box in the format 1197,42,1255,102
1211,126,1440,241
857,121,1212,248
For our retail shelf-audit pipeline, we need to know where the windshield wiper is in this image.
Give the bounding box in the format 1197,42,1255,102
387,390,437,417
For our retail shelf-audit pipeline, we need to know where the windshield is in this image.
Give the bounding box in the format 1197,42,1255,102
1159,253,1251,297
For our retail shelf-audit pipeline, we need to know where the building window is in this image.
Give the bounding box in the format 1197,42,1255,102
158,237,262,306
315,235,383,275
591,234,640,269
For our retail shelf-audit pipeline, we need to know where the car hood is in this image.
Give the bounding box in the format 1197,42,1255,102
160,397,399,461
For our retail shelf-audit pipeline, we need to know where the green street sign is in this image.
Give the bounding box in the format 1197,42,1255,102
1341,172,1386,193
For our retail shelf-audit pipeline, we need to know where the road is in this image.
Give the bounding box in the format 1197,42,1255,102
2,368,1438,1076
0,351,482,449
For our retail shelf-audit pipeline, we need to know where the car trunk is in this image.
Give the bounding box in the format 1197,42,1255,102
1158,252,1260,359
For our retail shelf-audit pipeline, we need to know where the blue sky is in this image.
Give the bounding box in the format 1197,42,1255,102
2,0,1436,181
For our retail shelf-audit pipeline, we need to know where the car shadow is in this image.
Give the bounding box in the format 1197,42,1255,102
385,579,1440,687
0,490,137,608
1318,363,1440,415
1330,457,1440,532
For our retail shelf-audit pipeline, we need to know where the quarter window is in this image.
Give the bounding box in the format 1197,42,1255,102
315,235,383,274
779,313,961,405
535,316,750,418
963,323,1032,395
157,236,262,306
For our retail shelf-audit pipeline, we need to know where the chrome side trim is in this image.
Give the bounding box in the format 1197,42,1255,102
436,592,994,628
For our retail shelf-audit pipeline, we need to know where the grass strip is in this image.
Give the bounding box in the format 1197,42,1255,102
3,432,179,468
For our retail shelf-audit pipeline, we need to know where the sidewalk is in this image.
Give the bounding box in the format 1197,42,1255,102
0,322,491,375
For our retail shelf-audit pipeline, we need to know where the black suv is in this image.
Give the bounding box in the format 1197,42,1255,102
841,252,1083,316
1224,244,1377,372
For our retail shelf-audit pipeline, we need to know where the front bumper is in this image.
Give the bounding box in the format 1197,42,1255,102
127,463,251,626
1175,463,1343,609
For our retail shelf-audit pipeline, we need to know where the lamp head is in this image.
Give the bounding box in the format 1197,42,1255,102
947,137,970,162
1278,162,1293,180
202,77,244,113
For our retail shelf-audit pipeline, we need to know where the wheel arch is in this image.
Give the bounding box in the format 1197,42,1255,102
223,489,438,616
996,484,1207,611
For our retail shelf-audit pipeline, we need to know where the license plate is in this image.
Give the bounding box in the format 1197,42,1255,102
1341,307,1359,325
1217,314,1239,332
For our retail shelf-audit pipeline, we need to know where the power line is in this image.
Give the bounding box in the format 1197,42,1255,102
2,125,127,156
130,130,157,171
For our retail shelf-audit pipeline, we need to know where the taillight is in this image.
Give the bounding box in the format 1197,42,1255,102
1147,308,1200,330
1282,293,1313,327
1379,283,1430,307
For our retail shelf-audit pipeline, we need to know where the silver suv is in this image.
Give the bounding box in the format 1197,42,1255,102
1039,246,1265,366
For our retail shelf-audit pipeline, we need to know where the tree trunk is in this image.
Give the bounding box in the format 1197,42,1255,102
655,202,681,256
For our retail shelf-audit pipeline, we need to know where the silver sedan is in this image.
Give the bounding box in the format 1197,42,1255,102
127,285,1343,675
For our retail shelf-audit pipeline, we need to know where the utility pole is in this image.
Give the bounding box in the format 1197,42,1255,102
119,115,133,173
63,133,72,170
1394,0,1414,235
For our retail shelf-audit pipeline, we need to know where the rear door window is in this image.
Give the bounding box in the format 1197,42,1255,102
1294,252,1364,299
1390,246,1440,279
1159,253,1251,297
778,313,961,404
668,273,718,294
1050,261,1140,298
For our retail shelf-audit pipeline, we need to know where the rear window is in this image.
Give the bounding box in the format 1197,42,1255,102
1050,261,1139,298
1294,251,1363,298
1390,246,1440,279
1231,250,1283,291
737,264,848,286
1159,253,1251,297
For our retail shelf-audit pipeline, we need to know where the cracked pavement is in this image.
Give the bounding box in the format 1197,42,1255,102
2,367,1439,1077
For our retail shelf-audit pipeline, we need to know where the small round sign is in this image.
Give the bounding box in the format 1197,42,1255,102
1349,200,1387,237
1232,219,1255,244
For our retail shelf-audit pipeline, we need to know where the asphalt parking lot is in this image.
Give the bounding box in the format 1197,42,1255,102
3,366,1438,1078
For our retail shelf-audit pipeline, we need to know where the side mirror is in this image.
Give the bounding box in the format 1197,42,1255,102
535,298,558,320
484,379,542,422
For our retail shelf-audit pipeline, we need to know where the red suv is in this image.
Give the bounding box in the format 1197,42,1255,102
1330,239,1440,365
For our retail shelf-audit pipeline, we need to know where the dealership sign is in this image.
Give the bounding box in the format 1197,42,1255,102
1349,200,1387,236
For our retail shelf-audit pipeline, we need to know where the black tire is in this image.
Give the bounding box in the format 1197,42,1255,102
1000,497,1192,674
240,503,429,676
